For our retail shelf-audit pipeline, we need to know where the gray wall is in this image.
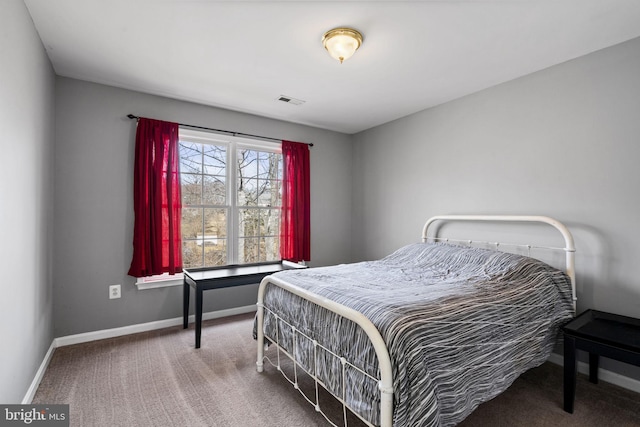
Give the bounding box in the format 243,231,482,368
53,78,353,337
0,0,56,403
352,37,640,379
7,0,640,395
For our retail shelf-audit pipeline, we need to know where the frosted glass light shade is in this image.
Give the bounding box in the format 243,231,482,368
322,28,363,64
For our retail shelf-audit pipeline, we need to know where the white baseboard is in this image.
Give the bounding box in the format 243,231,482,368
22,341,56,404
54,304,256,347
23,305,256,403
547,353,640,394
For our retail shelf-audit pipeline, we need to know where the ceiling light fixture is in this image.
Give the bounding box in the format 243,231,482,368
322,27,363,64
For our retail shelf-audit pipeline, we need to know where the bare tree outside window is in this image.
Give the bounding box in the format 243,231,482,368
237,149,282,263
179,134,282,269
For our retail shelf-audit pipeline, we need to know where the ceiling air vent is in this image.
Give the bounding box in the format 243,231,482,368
277,95,305,106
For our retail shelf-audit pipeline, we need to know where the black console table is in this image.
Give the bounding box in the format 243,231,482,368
563,309,640,413
183,261,304,348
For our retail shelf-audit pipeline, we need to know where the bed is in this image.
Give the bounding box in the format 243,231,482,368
255,215,576,427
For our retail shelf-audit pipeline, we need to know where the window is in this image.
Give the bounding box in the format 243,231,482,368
179,128,283,269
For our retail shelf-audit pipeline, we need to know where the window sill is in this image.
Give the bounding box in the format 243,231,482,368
136,273,183,290
134,261,305,290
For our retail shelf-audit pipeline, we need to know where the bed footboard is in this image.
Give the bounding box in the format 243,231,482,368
256,274,394,427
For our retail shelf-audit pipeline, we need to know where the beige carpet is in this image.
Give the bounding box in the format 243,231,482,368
33,313,640,427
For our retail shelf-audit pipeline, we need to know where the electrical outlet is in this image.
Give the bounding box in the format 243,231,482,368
109,284,121,299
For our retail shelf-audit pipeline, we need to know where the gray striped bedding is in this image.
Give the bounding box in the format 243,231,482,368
257,242,574,426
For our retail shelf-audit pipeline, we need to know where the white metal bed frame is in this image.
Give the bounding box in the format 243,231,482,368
256,215,576,427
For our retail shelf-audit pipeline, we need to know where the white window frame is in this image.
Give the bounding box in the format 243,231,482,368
136,128,282,289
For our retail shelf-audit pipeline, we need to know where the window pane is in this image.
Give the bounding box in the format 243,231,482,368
238,208,259,238
238,149,258,179
183,240,203,269
238,178,258,206
179,142,203,174
257,152,270,178
260,209,279,236
203,175,225,205
204,208,227,238
257,179,280,207
182,207,203,239
204,239,227,266
181,173,202,205
275,179,282,206
257,152,281,178
261,237,280,262
238,237,259,264
203,145,226,176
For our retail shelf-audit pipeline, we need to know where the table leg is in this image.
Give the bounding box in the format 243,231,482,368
564,335,577,413
183,281,190,329
195,287,203,349
589,353,599,384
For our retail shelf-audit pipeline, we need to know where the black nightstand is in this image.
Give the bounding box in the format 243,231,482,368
563,309,640,413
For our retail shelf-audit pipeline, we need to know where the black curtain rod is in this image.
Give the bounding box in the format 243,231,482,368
126,114,313,147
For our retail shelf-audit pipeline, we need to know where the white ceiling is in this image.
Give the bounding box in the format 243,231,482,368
23,0,640,134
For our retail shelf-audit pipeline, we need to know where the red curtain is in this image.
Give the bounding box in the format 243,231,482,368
128,118,183,277
280,141,311,262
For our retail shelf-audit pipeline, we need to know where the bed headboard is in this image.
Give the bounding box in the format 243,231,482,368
422,215,576,312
